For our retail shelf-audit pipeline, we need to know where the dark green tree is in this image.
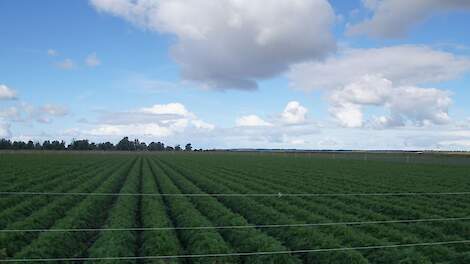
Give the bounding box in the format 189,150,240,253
0,139,12,149
42,140,52,150
116,137,134,151
165,146,174,151
185,143,192,151
98,142,115,151
51,140,66,150
34,142,41,150
68,139,90,150
26,141,34,150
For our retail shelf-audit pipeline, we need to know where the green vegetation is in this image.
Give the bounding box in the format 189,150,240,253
0,137,197,151
1,152,470,263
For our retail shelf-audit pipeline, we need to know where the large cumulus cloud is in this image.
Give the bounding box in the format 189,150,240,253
90,0,336,90
329,75,452,128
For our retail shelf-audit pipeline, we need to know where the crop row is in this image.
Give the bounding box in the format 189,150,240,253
2,153,470,263
85,157,142,263
152,158,303,264
12,157,136,259
155,158,369,263
0,158,126,256
157,155,470,263
150,158,237,264
0,158,119,228
140,158,182,263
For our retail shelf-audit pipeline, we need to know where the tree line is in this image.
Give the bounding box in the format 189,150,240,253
0,137,198,151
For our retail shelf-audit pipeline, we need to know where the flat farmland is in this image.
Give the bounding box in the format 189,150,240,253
1,152,470,263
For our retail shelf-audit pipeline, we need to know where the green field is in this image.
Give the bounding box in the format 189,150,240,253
1,152,470,263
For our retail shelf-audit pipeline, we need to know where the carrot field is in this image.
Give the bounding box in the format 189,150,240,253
1,152,470,263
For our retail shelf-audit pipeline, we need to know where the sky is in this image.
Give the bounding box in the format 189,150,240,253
1,0,470,150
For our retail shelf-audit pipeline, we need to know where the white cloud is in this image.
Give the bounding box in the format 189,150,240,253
191,119,215,131
85,52,101,67
377,86,452,127
287,45,464,129
30,104,69,124
47,49,58,56
281,101,308,125
87,102,214,138
438,139,470,149
329,75,452,128
227,102,317,147
328,75,390,128
347,0,470,38
90,0,336,90
89,123,173,137
289,138,306,145
237,101,310,128
0,107,20,120
236,115,272,127
140,102,192,117
0,103,69,124
56,59,75,70
0,122,11,138
288,45,470,91
218,122,319,148
0,84,17,100
331,75,392,105
40,104,68,117
330,102,364,128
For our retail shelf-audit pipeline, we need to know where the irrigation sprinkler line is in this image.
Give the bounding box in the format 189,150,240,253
2,191,470,197
1,240,469,262
1,216,470,233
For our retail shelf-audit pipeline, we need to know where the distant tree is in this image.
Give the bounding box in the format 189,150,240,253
148,142,156,151
26,141,34,150
157,142,165,151
185,143,192,151
98,142,115,151
165,146,174,151
116,137,134,151
12,141,26,150
0,139,12,149
42,140,52,150
148,142,165,151
0,137,179,152
68,139,90,150
34,142,42,150
136,141,147,151
148,142,157,151
51,140,66,150
89,142,97,150
133,139,140,151
60,140,66,150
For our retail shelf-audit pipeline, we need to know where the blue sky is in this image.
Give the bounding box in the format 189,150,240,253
1,0,470,150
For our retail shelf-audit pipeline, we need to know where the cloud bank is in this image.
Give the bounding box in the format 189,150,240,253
88,102,214,138
348,0,470,38
288,45,470,91
329,75,452,128
288,46,467,129
90,0,336,90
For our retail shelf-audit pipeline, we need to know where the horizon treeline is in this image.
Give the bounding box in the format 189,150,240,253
0,136,199,152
